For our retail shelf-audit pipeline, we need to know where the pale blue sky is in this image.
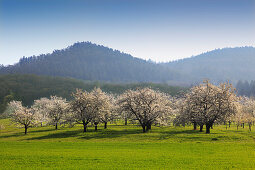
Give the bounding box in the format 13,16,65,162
0,0,255,65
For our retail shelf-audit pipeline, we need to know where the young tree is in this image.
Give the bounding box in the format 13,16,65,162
88,88,114,131
117,88,173,132
184,80,238,133
32,98,51,126
46,96,69,130
70,89,95,132
121,111,133,125
232,102,245,130
234,97,255,131
8,101,37,134
100,95,116,129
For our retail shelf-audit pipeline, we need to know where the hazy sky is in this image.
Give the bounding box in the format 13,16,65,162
0,0,255,65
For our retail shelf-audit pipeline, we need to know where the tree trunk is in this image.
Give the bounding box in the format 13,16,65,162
41,122,43,127
125,118,127,125
199,125,203,132
193,122,197,130
229,121,231,128
249,123,252,131
82,120,87,132
211,124,213,129
142,125,146,133
24,125,28,135
237,125,239,130
104,122,107,129
146,123,151,131
55,123,58,130
243,123,245,128
206,123,211,134
94,123,98,131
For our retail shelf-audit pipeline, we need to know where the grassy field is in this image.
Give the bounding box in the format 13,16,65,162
0,119,255,169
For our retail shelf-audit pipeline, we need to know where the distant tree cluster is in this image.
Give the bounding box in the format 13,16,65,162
6,81,253,135
236,80,255,97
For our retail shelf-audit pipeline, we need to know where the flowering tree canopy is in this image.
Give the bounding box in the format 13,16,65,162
180,80,238,133
8,101,37,134
70,88,114,132
45,96,69,129
117,88,173,132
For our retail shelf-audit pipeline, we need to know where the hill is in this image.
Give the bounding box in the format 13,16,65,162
0,42,184,84
164,47,255,84
0,74,186,113
1,42,254,85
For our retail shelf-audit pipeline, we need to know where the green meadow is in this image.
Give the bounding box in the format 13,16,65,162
0,119,255,169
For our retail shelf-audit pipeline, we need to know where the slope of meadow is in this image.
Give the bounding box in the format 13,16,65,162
0,119,255,169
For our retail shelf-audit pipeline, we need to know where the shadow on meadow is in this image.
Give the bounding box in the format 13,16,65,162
79,128,143,140
25,127,143,140
0,128,56,139
30,128,57,133
27,129,83,140
2,123,251,142
157,129,209,141
0,132,25,139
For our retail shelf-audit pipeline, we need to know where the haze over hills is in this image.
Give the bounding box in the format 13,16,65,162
0,42,254,85
164,47,255,84
0,42,184,84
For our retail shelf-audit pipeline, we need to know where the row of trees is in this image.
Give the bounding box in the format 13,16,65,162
5,81,255,135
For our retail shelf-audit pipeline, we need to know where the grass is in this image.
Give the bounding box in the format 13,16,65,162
0,119,255,169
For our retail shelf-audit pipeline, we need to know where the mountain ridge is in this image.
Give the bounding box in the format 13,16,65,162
1,42,254,85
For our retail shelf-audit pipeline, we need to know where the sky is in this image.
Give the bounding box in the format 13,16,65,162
0,0,255,65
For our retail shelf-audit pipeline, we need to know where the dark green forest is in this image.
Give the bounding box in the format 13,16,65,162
0,74,186,114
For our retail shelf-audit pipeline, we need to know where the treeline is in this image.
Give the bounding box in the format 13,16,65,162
0,74,186,114
236,80,255,97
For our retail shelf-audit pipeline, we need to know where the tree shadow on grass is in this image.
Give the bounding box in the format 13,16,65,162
27,129,83,140
26,128,144,141
0,132,25,138
29,128,56,133
158,129,209,141
79,129,143,140
160,129,201,135
0,128,57,139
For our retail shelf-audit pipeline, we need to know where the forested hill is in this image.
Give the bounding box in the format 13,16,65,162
0,42,184,84
0,74,186,114
164,47,255,84
0,42,254,85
